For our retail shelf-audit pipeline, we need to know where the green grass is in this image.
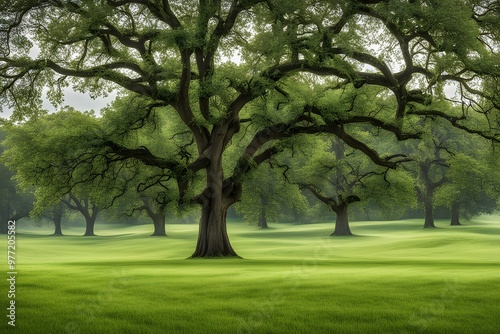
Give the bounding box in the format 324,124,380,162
2,217,500,333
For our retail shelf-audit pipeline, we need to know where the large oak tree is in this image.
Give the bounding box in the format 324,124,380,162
1,0,500,256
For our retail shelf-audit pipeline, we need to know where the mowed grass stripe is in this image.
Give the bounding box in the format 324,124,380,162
2,217,500,333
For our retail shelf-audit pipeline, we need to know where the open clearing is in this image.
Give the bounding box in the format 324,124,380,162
2,217,500,333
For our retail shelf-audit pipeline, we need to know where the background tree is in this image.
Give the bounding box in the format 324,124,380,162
405,118,455,228
60,193,100,236
101,96,186,236
235,161,307,229
34,201,67,236
2,111,112,236
1,1,500,256
297,135,415,236
405,115,498,228
435,150,500,226
0,126,33,233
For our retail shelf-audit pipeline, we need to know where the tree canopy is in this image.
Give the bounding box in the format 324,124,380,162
1,0,500,256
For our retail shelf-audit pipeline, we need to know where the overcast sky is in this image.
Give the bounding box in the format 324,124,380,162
1,88,116,120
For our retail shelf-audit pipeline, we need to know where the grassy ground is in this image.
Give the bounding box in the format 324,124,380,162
1,216,500,333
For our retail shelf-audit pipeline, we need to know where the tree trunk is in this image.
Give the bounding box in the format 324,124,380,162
141,197,168,236
192,200,238,257
191,164,239,258
83,217,96,236
53,214,63,236
258,194,269,229
151,214,167,236
50,205,64,235
450,203,461,226
331,204,353,236
258,209,269,229
423,191,436,228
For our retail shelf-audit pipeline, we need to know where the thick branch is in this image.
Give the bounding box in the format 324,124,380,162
407,109,500,142
106,0,181,28
299,183,336,207
103,141,182,171
346,115,422,140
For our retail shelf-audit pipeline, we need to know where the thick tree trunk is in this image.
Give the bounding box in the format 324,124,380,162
191,164,239,258
83,216,96,236
450,203,461,226
51,206,64,235
331,204,352,236
53,216,63,236
151,214,167,236
192,200,238,257
141,197,168,236
423,200,435,228
423,192,436,228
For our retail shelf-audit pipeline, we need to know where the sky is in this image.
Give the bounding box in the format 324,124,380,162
1,88,116,120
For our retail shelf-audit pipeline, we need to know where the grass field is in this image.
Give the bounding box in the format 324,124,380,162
1,216,500,333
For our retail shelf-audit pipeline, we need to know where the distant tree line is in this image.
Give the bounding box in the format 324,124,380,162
1,110,499,238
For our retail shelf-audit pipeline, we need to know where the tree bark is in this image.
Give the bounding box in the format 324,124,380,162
191,164,240,257
192,199,238,257
141,197,168,236
83,204,99,236
151,214,167,236
83,216,96,236
52,211,63,236
258,194,269,229
423,193,436,228
422,178,436,228
450,203,461,226
331,204,353,236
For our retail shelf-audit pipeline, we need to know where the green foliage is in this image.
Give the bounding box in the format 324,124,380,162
435,150,500,218
2,110,116,215
235,163,307,226
358,168,417,219
291,133,416,221
0,126,34,223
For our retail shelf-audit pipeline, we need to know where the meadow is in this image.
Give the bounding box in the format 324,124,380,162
1,216,500,333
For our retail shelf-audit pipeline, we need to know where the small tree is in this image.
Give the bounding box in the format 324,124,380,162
435,151,500,225
34,201,67,236
236,162,307,229
297,135,415,235
2,111,108,236
60,193,100,236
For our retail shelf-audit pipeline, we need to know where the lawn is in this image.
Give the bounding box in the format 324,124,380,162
1,217,500,333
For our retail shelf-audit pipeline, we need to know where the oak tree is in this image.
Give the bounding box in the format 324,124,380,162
2,1,500,256
0,127,33,233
